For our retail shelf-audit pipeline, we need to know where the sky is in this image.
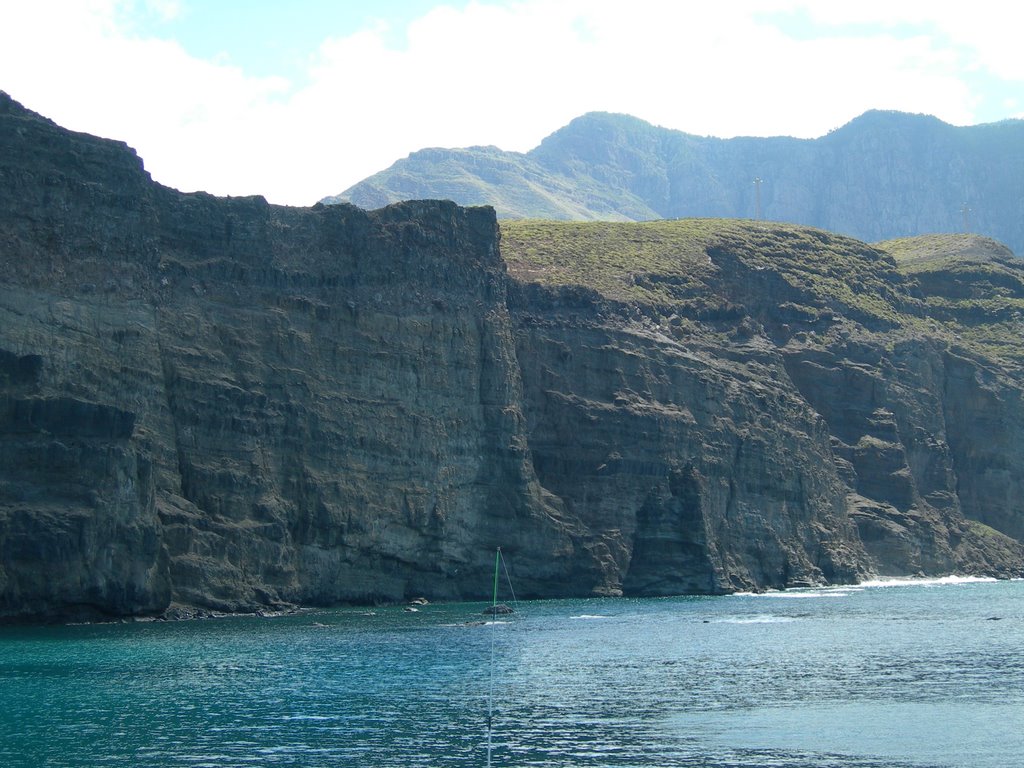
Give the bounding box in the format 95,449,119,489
1,0,1021,207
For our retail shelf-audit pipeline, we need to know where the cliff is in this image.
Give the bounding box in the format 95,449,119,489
328,110,1024,256
2,93,1023,622
501,221,1024,593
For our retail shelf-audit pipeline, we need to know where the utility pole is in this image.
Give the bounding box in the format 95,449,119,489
961,203,972,232
753,177,763,220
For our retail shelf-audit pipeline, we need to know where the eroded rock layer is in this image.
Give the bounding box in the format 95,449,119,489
2,93,1022,622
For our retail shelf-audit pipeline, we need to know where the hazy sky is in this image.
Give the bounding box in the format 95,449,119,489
2,0,1020,206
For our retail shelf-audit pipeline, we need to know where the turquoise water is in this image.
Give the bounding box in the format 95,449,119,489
2,577,1023,767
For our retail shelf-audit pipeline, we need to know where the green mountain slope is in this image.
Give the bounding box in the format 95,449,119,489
327,110,1024,254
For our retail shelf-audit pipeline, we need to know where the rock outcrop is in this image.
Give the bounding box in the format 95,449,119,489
500,221,1024,596
0,92,584,620
2,93,1023,622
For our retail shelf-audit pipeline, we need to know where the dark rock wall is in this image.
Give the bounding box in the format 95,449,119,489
942,352,1024,542
0,301,171,621
2,93,1023,622
499,221,1024,595
0,93,583,620
507,287,868,595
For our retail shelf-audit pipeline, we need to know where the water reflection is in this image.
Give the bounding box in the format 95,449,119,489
1,581,1022,766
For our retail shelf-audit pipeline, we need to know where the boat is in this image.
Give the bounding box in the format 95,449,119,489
485,547,518,767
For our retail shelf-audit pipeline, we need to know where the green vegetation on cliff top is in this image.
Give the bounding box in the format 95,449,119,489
881,233,1024,365
500,218,718,301
501,220,1024,367
501,218,911,327
880,233,1017,269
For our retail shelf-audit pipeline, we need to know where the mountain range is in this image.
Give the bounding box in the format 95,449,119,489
326,110,1024,255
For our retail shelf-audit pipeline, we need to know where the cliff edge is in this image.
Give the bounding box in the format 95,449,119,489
2,93,1022,622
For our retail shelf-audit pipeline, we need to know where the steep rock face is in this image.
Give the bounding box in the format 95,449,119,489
508,290,869,595
145,198,562,610
500,220,1024,589
0,380,170,622
0,95,170,620
3,94,1024,622
0,93,584,621
718,232,1024,578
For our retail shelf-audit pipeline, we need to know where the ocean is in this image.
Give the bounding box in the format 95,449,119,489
1,577,1022,767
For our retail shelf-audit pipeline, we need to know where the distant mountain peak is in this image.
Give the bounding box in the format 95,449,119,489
327,110,1024,254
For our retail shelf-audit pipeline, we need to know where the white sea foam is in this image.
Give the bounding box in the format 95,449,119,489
858,575,998,589
731,575,998,599
571,614,610,620
732,586,863,599
761,590,860,599
713,614,796,624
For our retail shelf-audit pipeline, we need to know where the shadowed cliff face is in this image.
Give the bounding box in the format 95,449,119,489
2,93,1023,622
0,93,588,621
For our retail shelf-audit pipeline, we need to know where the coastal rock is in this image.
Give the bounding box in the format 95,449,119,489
0,92,578,620
1,93,1023,622
500,220,1024,591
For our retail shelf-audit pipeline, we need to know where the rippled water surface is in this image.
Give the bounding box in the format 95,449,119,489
2,578,1023,767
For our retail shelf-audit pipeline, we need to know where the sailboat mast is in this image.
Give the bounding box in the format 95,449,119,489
487,547,500,768
492,547,501,610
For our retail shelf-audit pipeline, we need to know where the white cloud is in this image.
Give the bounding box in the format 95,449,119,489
0,1,291,196
0,0,1019,205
